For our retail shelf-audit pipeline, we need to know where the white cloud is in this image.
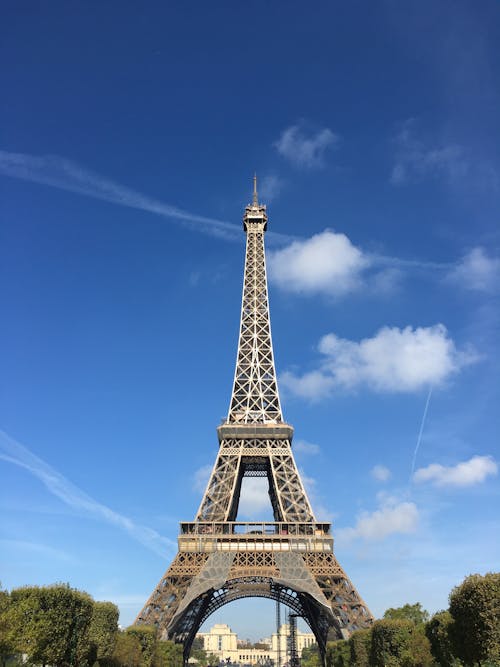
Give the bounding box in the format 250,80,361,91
259,174,285,202
299,470,334,522
238,477,271,517
280,369,335,401
0,149,241,241
371,465,391,482
414,455,498,487
0,430,175,557
193,464,213,493
268,230,370,296
447,247,500,292
269,229,482,300
274,124,338,169
281,324,476,399
337,497,419,543
294,440,320,456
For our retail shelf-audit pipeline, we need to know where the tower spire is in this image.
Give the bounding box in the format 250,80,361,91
253,172,258,206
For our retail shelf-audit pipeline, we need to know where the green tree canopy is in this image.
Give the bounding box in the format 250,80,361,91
88,600,119,664
126,625,158,667
403,624,433,667
301,642,321,667
326,640,350,667
449,571,500,666
153,639,183,667
425,610,457,667
370,619,414,667
112,631,143,667
7,584,93,667
349,629,371,667
383,603,430,626
0,587,12,667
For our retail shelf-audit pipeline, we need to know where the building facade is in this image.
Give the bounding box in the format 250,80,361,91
197,623,316,665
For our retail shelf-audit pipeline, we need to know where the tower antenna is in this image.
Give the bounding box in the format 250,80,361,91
253,173,258,205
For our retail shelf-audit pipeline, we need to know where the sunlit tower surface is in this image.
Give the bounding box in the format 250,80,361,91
136,179,373,664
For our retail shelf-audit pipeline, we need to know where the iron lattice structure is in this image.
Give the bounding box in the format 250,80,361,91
136,179,373,663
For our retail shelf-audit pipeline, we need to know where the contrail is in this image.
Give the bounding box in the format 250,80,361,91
372,253,451,271
410,386,433,482
0,429,175,558
0,149,243,240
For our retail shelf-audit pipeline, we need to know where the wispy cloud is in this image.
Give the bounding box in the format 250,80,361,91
0,429,175,558
336,495,419,543
281,324,477,400
0,149,242,241
294,440,320,456
0,538,74,561
274,124,338,169
193,464,213,494
446,247,500,293
390,119,499,190
299,469,334,522
258,174,285,202
414,455,498,487
371,465,391,482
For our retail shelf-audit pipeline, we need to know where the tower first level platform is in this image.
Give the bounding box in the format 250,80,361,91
178,521,333,553
139,521,371,660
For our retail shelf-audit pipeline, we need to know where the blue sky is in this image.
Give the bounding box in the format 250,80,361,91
1,1,499,641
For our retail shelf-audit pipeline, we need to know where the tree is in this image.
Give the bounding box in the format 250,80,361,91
0,587,12,667
383,603,430,626
326,640,350,667
449,572,500,666
7,584,93,667
370,619,413,667
111,631,143,667
425,611,457,667
88,601,119,664
126,625,158,667
302,643,321,667
369,619,434,667
404,624,433,667
189,645,207,665
153,640,183,667
349,629,371,667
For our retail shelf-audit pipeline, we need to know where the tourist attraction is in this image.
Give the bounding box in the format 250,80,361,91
135,180,372,664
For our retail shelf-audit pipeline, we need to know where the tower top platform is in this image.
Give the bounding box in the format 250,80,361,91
243,174,267,230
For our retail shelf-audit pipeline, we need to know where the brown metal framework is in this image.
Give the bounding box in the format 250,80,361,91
136,180,373,663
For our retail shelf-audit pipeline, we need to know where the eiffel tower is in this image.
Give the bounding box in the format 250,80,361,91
136,178,373,662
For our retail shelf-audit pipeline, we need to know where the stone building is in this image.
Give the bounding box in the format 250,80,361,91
197,622,316,665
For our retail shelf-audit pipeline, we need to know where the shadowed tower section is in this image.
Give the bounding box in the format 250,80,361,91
136,179,373,664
